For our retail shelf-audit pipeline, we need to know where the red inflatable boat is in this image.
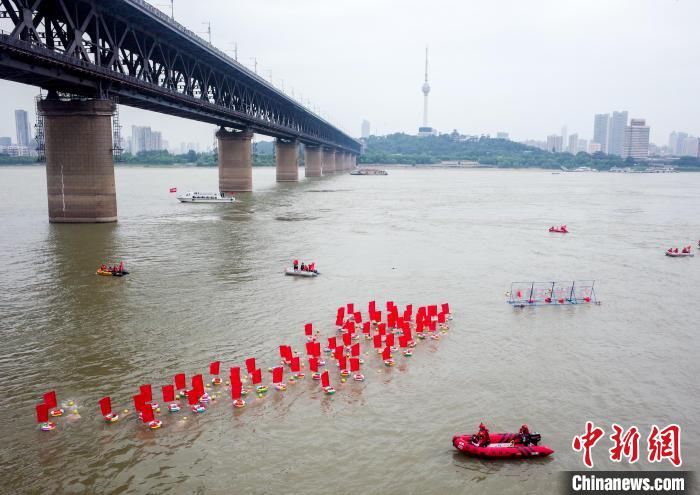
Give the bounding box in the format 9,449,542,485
548,225,568,233
452,432,554,459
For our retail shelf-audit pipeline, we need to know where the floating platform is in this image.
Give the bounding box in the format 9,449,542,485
506,280,597,307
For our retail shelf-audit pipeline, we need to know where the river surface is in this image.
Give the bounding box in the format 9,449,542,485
0,166,698,494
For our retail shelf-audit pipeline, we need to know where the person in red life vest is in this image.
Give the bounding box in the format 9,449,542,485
667,248,673,253
300,262,306,271
473,423,490,447
118,261,124,273
309,262,315,273
101,264,107,271
519,424,531,444
674,248,679,253
293,259,299,270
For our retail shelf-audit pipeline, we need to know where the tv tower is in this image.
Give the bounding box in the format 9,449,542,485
419,46,433,135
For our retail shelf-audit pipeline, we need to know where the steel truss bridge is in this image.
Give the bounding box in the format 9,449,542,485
0,0,360,153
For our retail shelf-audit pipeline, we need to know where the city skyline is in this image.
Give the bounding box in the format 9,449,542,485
1,0,699,146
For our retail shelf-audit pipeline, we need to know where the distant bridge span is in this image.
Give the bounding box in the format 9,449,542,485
0,0,359,222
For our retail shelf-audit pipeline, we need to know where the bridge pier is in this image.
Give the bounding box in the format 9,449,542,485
304,145,322,177
39,98,117,223
217,128,253,193
322,148,336,174
276,139,299,182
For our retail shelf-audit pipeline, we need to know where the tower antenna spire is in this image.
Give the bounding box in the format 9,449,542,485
425,45,429,83
420,45,431,132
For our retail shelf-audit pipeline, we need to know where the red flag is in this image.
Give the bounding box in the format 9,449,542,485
230,366,241,383
338,355,347,370
99,396,112,417
441,302,450,314
429,320,437,331
279,345,292,361
36,403,49,423
386,301,394,311
350,343,360,357
362,321,370,334
372,310,382,322
335,316,344,327
245,358,256,374
382,346,391,360
334,346,344,360
231,382,242,400
169,187,177,193
438,312,446,323
386,333,395,347
336,307,345,319
192,375,204,396
174,373,186,390
428,304,438,317
328,336,337,349
368,300,376,312
187,390,198,405
209,361,221,375
272,366,283,384
404,326,413,341
139,384,153,403
353,311,362,323
309,357,319,372
345,320,355,334
350,357,360,372
373,334,382,349
321,370,330,388
133,394,146,413
306,342,315,356
342,332,352,346
313,342,321,357
141,405,154,423
378,323,386,335
399,335,408,348
251,368,262,385
291,356,300,373
304,323,313,336
43,391,57,409
347,303,354,314
162,385,175,403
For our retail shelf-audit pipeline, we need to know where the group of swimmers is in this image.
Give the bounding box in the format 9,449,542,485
99,261,127,274
292,259,317,273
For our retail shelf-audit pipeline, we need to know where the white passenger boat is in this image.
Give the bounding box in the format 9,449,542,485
285,268,319,277
176,192,235,203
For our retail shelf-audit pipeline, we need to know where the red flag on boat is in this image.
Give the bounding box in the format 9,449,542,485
378,323,386,335
291,356,301,373
399,335,408,348
342,332,352,346
43,391,57,409
309,357,319,372
428,305,438,316
373,334,382,349
141,405,154,423
382,347,391,360
386,301,394,311
279,345,291,361
187,390,199,405
174,373,186,390
328,336,337,349
304,323,313,336
192,375,204,395
139,384,153,403
321,370,330,388
441,302,450,313
438,312,446,323
334,346,344,360
404,326,413,341
347,303,354,314
99,396,112,417
386,333,395,347
133,394,146,413
209,361,221,375
362,321,370,335
353,311,362,323
251,368,262,385
230,367,241,383
162,385,175,403
36,403,49,423
350,357,360,372
169,187,177,193
231,382,242,400
350,343,360,357
272,366,283,384
368,300,376,312
245,358,256,374
338,355,347,370
306,342,316,356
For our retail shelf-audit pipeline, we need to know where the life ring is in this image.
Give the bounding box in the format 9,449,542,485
168,403,181,413
199,394,210,404
430,334,441,341
340,370,350,377
232,399,246,408
148,420,162,430
295,373,305,379
408,340,416,348
255,386,268,394
211,377,222,385
323,386,336,395
312,373,321,380
50,408,64,417
417,334,426,340
40,422,57,431
384,359,395,367
103,413,119,423
318,359,326,366
191,404,206,413
403,350,413,357
353,373,365,382
149,402,160,410
274,383,287,391
323,347,332,354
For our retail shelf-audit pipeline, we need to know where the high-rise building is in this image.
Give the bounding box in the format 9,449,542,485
672,132,688,155
561,126,567,149
496,132,509,140
681,136,699,157
0,136,11,146
608,111,628,157
15,109,31,147
669,131,679,155
546,134,563,153
588,142,602,154
577,138,588,153
418,46,435,136
361,120,370,139
623,118,650,160
568,133,579,154
593,113,610,153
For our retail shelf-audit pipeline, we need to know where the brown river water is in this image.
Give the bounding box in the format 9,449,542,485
0,166,698,494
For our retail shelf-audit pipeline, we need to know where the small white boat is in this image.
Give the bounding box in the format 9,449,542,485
665,252,694,257
177,192,235,203
285,268,319,277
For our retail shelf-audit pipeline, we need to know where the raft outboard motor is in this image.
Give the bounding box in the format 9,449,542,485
522,432,541,446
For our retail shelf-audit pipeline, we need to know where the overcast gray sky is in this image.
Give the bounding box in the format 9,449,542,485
1,0,699,147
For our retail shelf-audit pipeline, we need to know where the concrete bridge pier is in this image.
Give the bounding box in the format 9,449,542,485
336,151,344,172
323,148,336,174
217,128,253,193
39,98,117,223
304,145,323,177
276,139,299,182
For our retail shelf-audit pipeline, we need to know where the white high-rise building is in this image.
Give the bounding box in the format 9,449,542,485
418,46,435,136
15,109,31,147
546,134,563,153
608,111,628,156
568,133,578,154
577,138,588,153
361,120,370,139
681,136,699,157
561,126,568,149
623,119,650,160
593,114,610,153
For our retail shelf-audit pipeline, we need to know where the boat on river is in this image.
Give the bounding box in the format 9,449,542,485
350,168,387,176
665,251,694,257
176,192,235,203
285,268,319,277
452,432,554,459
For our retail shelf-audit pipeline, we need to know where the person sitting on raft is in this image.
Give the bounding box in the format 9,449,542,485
300,262,306,271
309,262,315,273
293,259,299,270
473,423,490,447
519,424,531,445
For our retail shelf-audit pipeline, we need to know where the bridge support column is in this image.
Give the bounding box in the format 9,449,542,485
323,148,336,174
276,139,298,182
340,152,348,171
336,152,344,171
218,128,253,193
350,154,357,169
304,145,322,177
39,98,117,223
